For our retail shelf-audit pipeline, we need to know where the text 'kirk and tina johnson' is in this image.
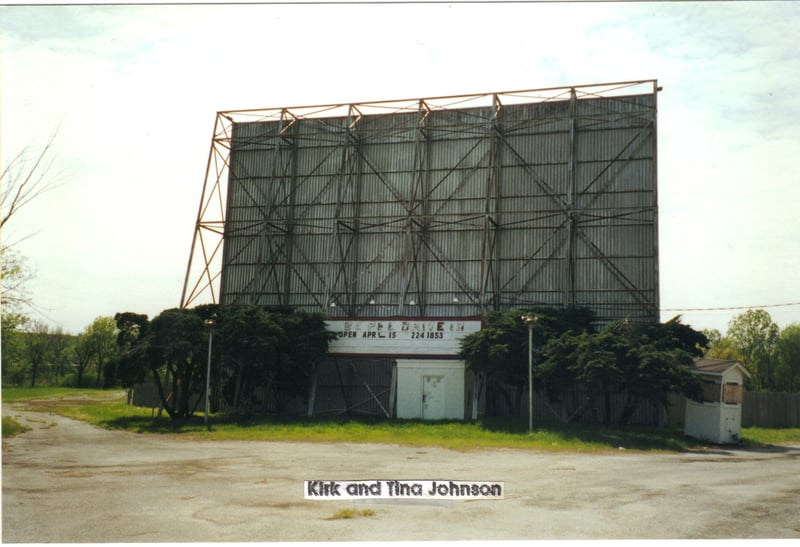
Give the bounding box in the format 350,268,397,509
304,480,503,500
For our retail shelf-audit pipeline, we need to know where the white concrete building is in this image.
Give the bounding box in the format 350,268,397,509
395,359,466,420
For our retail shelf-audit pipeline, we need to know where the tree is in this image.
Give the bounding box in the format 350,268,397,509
630,316,709,357
216,306,334,414
270,310,334,412
73,332,94,388
459,310,525,415
2,132,63,385
1,131,61,313
217,305,286,413
23,321,56,387
703,328,745,362
114,312,150,348
73,312,130,389
1,313,29,384
49,327,73,381
112,312,151,388
1,131,60,231
539,316,705,427
81,317,119,387
727,309,780,390
460,307,595,416
605,317,705,427
0,249,34,313
115,305,334,419
775,324,800,393
145,308,208,419
541,329,627,425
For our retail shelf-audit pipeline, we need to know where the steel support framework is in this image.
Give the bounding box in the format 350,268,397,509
181,80,660,324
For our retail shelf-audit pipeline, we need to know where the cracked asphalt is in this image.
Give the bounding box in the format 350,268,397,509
3,403,799,542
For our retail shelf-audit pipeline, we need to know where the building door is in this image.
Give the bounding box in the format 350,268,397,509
422,375,445,420
723,410,740,441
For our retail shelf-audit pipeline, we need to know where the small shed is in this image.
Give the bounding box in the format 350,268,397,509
684,358,751,444
396,359,466,420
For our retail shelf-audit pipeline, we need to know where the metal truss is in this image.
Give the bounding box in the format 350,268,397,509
181,80,660,324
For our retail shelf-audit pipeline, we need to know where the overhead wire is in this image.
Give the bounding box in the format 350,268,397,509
661,302,800,313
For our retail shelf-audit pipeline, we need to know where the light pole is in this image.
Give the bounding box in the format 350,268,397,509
204,316,216,430
521,314,538,432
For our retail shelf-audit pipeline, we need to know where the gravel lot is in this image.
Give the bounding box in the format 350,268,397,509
3,403,799,542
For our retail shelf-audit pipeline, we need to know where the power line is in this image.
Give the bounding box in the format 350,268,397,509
661,302,800,313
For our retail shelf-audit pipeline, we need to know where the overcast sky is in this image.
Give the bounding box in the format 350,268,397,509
2,2,799,335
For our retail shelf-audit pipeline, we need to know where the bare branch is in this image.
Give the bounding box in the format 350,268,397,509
1,128,63,316
1,128,62,231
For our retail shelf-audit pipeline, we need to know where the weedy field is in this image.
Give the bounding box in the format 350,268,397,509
4,386,799,451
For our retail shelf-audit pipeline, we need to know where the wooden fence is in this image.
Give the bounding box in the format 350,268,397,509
492,386,800,428
132,382,202,415
665,391,800,428
741,391,800,428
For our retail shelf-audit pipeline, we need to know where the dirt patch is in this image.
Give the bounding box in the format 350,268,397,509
3,403,800,542
9,391,124,410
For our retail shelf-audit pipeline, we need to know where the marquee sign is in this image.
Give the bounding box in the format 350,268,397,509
326,318,482,357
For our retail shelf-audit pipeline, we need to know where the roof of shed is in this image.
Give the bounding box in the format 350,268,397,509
693,358,752,378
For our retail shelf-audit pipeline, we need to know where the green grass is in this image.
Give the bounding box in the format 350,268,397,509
325,508,376,520
740,427,800,446
7,391,702,452
2,416,32,438
5,386,800,452
50,403,694,451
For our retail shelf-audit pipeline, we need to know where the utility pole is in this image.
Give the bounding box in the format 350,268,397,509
521,314,538,432
204,315,217,430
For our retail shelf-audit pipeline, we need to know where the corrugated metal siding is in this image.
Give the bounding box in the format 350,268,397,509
220,91,658,323
311,357,395,416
